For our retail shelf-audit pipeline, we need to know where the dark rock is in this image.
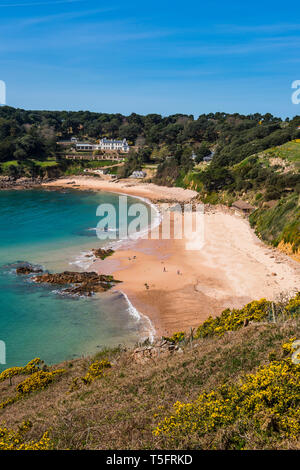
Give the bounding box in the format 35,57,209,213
32,270,122,296
92,248,114,260
16,265,43,275
0,176,55,190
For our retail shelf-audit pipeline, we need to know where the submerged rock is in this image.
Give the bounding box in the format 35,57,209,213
32,270,121,296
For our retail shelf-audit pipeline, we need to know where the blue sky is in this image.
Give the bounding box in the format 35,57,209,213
1,0,300,117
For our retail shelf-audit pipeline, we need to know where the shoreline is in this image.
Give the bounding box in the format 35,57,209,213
42,176,300,338
42,175,198,202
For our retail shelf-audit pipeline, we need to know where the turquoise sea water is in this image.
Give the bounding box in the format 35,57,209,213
0,189,153,369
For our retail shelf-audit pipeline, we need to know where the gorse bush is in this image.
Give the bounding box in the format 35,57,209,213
0,360,65,409
68,359,112,392
0,421,52,450
153,296,300,449
153,344,300,449
163,332,185,344
81,359,111,385
16,369,65,394
0,358,42,383
195,299,272,338
285,293,300,317
194,294,300,339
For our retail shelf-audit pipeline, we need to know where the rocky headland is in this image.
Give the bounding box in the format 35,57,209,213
0,176,54,190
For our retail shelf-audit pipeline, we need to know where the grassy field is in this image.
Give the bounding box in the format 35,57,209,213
1,160,20,169
83,160,120,168
33,160,58,168
264,140,300,163
1,159,58,170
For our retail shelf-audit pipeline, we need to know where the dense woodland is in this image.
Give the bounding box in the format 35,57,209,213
0,106,299,166
0,105,299,188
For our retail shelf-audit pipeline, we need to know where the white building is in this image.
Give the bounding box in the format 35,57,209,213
76,142,94,151
130,170,146,179
99,138,129,152
76,138,130,153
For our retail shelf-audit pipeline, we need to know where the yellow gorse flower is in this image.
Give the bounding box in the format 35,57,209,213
81,359,111,385
0,359,65,409
0,421,52,450
194,294,300,339
0,358,42,383
153,348,300,444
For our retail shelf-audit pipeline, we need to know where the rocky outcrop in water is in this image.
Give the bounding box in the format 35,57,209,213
0,176,54,190
16,265,43,275
92,248,114,260
33,271,121,296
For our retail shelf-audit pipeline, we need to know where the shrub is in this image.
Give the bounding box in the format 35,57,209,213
163,332,185,344
195,299,272,338
153,351,300,448
0,358,42,384
0,421,52,450
284,293,300,317
81,360,111,385
16,369,65,394
0,365,65,409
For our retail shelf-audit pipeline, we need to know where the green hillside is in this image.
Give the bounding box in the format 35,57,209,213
263,140,300,166
247,142,300,257
170,140,300,258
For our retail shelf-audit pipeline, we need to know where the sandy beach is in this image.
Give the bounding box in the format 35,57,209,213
44,175,198,202
44,176,300,337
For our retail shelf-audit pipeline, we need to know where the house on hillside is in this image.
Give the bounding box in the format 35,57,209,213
99,138,129,153
75,142,94,151
130,170,146,179
76,138,130,153
203,151,215,162
232,200,255,215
